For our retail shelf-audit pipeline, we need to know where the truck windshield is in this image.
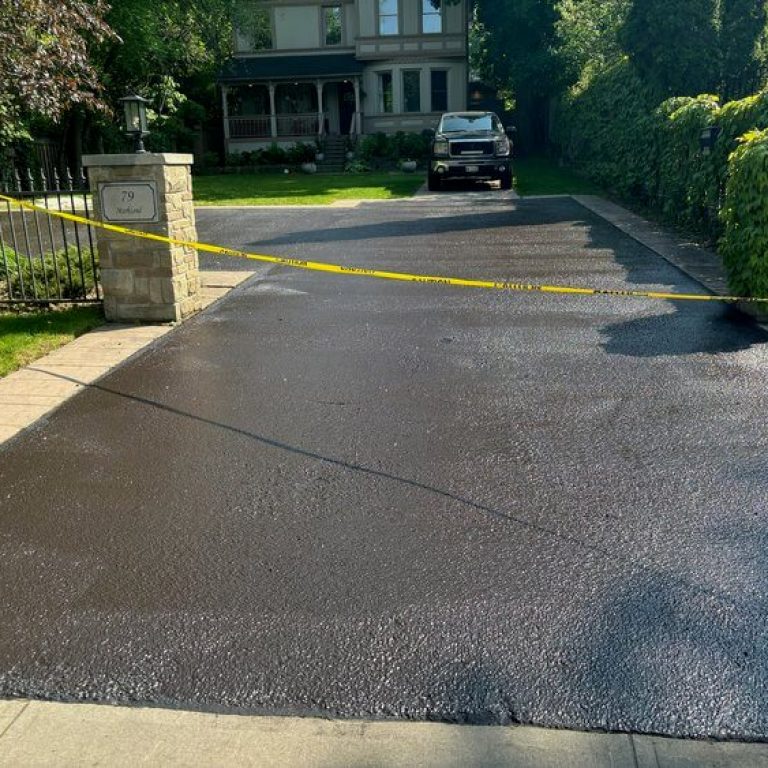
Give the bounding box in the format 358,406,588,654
439,114,497,133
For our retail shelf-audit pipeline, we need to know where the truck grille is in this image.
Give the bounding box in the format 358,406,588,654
449,141,494,158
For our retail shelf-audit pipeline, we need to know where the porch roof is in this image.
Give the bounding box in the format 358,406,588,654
220,53,365,84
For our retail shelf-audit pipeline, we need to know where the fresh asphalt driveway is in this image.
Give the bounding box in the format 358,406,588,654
1,193,767,740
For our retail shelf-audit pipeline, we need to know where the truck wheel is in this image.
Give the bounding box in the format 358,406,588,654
499,171,513,190
427,173,442,192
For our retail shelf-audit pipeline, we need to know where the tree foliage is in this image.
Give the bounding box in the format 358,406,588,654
473,0,562,102
555,0,630,75
720,0,768,100
0,0,114,144
619,0,720,97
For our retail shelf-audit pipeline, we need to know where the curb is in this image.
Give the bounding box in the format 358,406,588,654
1,700,766,768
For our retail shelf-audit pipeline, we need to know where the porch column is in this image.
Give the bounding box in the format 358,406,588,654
353,77,362,136
316,80,325,137
268,82,278,139
221,86,230,150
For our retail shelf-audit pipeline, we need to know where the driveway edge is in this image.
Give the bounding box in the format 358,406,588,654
0,269,256,448
0,700,766,768
571,195,732,299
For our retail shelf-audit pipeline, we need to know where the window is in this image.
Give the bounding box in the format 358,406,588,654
378,0,398,36
377,72,393,113
422,0,442,34
324,6,343,46
403,70,421,113
438,113,502,133
430,70,448,112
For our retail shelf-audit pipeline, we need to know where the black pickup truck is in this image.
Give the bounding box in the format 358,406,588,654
427,111,513,191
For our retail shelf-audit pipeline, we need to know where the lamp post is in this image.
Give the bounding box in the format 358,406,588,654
119,94,151,153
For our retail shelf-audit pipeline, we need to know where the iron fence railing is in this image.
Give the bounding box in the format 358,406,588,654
0,167,101,306
229,113,324,139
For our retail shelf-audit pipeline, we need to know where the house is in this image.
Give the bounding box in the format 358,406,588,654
219,0,469,153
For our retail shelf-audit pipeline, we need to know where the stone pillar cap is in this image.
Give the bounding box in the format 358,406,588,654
82,153,194,168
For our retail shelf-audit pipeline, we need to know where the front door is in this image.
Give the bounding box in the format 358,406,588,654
338,82,356,135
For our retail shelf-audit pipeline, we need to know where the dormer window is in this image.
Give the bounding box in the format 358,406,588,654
324,6,343,46
378,0,398,36
422,0,442,34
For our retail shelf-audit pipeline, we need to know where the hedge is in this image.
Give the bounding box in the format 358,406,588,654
555,58,657,200
556,70,768,299
720,129,768,304
0,245,98,301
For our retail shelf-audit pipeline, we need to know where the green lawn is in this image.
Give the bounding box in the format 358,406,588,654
0,306,104,378
514,156,604,196
193,172,425,206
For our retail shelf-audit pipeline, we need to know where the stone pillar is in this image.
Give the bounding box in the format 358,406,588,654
82,153,202,323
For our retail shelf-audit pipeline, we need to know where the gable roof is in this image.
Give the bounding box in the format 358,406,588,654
220,53,365,83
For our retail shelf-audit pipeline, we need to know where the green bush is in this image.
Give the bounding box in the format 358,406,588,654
286,142,316,164
555,58,657,199
356,131,431,167
654,94,720,232
720,129,768,304
711,89,768,198
0,245,98,301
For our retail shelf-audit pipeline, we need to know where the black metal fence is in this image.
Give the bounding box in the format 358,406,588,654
0,167,101,306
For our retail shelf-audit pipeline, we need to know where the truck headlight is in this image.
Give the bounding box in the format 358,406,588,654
495,137,511,157
433,139,449,157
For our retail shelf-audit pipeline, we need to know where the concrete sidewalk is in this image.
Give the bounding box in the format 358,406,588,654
0,700,766,767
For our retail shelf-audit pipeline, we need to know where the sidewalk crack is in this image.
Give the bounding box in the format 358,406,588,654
0,700,31,743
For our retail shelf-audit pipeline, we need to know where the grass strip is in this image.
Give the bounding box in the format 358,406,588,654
0,306,104,378
193,172,424,206
514,156,604,196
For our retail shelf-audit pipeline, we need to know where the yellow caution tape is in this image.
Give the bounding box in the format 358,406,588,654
1,193,764,304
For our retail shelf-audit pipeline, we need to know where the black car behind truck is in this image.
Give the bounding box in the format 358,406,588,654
427,112,514,191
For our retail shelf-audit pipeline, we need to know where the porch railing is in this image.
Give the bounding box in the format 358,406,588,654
229,113,325,140
229,116,271,139
0,167,101,306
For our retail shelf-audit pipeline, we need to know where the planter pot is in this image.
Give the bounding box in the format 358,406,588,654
301,162,317,174
400,161,417,173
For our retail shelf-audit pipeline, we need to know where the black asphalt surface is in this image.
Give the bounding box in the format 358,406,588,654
1,193,768,740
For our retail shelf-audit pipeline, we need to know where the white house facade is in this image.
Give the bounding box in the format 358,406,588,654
220,0,469,152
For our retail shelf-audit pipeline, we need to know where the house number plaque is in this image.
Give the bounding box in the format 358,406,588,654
99,181,159,223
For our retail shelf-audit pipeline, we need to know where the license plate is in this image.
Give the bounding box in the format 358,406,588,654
465,165,479,173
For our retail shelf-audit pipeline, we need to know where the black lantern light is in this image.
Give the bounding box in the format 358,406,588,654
119,94,151,153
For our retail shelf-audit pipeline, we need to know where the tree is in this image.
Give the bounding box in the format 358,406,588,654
0,0,114,147
473,0,563,151
89,0,238,153
620,0,720,97
555,0,631,75
720,0,768,100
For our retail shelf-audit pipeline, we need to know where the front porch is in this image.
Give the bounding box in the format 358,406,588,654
223,79,363,144
219,52,366,149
